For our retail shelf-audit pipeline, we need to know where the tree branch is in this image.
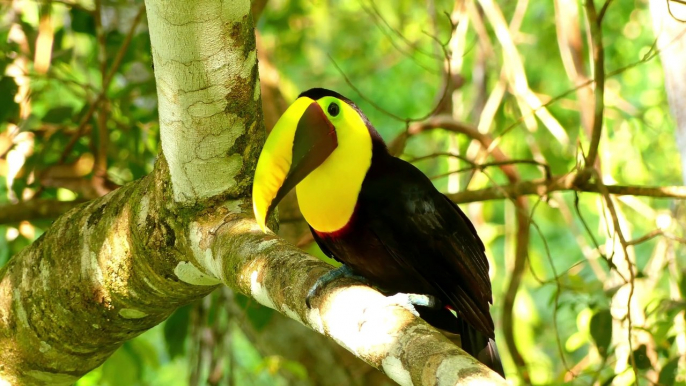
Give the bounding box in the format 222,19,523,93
394,115,519,181
227,288,396,386
554,0,594,135
202,215,507,385
582,0,607,171
0,199,87,225
446,173,686,203
57,4,145,165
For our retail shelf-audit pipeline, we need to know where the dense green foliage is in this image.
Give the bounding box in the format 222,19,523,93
1,0,684,384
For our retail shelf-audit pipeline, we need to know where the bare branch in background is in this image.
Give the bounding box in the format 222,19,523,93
554,0,594,134
479,0,569,146
0,198,87,225
57,4,146,165
580,0,608,175
447,173,686,203
593,171,640,382
626,229,686,246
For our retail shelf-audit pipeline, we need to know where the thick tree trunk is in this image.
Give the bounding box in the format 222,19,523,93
0,1,506,385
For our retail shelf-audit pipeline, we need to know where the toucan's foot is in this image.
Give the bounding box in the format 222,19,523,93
306,265,368,308
384,293,442,317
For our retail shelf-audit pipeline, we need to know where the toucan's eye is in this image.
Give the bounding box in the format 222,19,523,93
327,102,340,117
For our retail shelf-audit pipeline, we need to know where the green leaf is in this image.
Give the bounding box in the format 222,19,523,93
653,320,674,351
128,339,160,370
70,8,95,35
42,106,74,124
0,226,9,267
590,309,612,357
0,76,19,123
658,357,680,386
630,344,652,370
11,176,29,201
101,345,140,386
256,356,307,379
163,304,191,359
0,56,7,76
281,359,308,380
235,293,274,331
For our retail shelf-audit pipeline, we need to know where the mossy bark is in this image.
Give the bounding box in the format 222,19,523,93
0,158,218,385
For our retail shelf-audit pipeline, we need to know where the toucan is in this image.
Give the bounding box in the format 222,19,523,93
252,88,504,377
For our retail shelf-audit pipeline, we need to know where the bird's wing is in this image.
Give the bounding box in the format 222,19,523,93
362,161,495,338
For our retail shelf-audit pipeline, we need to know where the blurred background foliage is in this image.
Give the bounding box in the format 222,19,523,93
1,0,685,385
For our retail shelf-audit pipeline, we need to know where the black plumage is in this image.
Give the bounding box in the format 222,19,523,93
302,90,503,376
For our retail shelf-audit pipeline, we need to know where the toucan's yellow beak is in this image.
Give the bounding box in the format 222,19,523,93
252,97,338,232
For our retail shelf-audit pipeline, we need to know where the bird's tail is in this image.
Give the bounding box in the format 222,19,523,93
458,318,505,378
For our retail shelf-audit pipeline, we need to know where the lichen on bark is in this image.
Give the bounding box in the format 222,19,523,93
147,0,263,204
0,159,218,385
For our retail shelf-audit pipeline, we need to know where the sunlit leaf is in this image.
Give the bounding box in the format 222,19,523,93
658,357,680,386
601,374,615,386
565,331,587,352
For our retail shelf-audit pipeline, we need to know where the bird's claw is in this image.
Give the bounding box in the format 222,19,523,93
305,282,322,308
306,264,368,308
384,293,441,317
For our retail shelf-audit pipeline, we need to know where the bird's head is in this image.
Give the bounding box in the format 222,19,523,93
252,88,379,232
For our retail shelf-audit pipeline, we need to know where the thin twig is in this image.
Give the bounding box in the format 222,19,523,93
57,4,146,163
528,198,572,376
490,32,666,151
398,116,519,181
472,165,531,381
93,0,109,182
582,0,606,172
598,0,614,23
626,229,686,246
445,173,686,203
359,1,441,73
501,198,531,382
592,172,638,382
429,159,551,181
407,151,475,165
328,56,408,123
364,0,444,60
573,191,628,283
0,199,88,224
327,13,453,125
